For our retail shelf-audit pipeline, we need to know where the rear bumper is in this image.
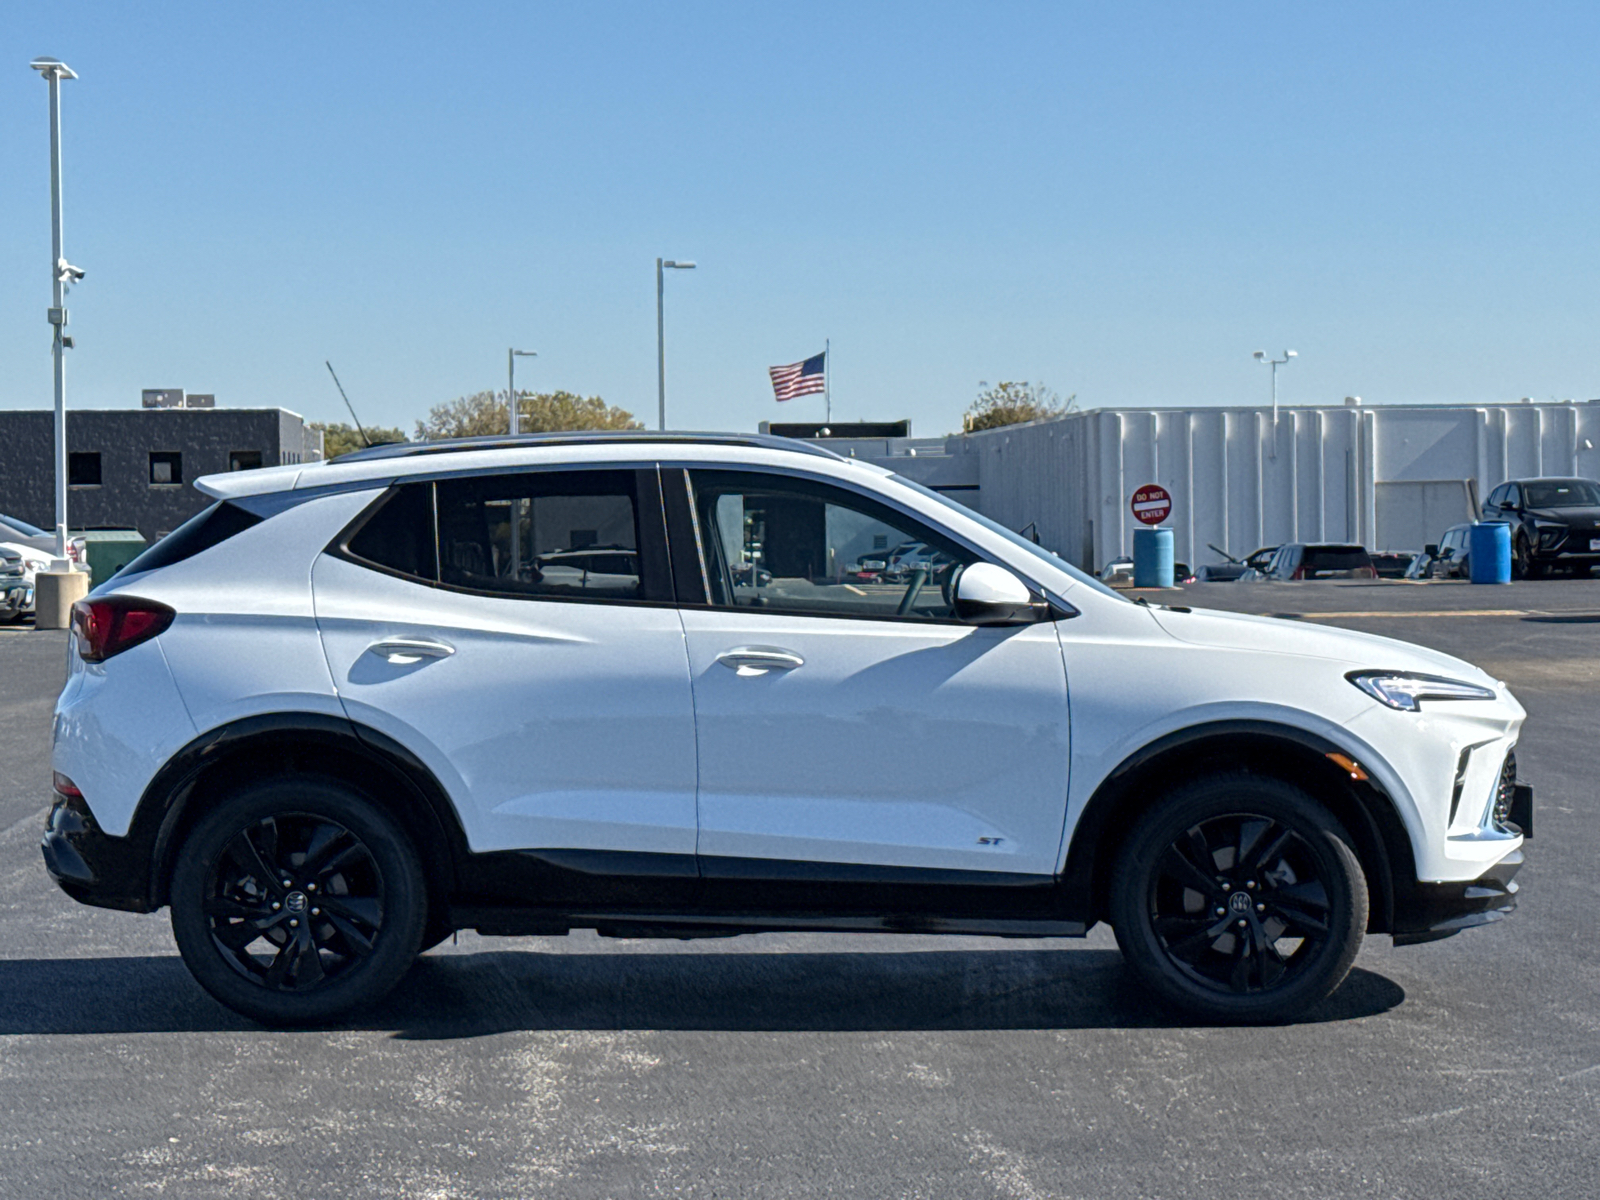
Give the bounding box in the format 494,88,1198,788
41,791,156,913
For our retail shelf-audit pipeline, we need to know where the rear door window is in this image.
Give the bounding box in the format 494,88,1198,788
335,468,673,603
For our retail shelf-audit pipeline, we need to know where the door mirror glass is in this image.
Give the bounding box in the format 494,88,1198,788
953,563,1038,626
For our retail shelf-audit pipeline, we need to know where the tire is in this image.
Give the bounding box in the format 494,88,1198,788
1109,773,1368,1023
1512,533,1544,581
169,776,428,1025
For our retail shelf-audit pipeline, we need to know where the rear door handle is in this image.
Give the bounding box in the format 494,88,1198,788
368,638,455,664
716,646,804,676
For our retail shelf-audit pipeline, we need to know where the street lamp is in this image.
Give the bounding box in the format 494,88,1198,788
1253,348,1297,455
506,348,537,580
508,348,537,436
31,56,80,564
656,258,696,431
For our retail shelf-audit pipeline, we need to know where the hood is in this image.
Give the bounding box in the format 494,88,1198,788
1524,506,1600,526
1149,605,1500,686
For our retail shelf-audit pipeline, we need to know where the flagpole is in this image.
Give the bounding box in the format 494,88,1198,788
824,338,831,426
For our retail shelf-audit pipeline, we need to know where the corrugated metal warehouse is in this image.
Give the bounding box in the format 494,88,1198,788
837,400,1600,571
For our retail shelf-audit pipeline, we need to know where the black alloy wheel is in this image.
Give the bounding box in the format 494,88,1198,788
170,778,427,1025
1110,774,1367,1023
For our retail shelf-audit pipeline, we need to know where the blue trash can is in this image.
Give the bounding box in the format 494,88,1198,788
1132,526,1175,588
1468,521,1511,584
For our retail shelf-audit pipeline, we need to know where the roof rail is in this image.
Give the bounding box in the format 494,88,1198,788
328,430,848,465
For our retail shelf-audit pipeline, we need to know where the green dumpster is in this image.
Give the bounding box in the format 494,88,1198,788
80,529,147,585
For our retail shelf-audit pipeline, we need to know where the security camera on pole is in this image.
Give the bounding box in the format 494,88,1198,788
30,56,89,628
1252,348,1297,458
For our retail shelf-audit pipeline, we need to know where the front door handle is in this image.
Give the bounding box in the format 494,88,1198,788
716,646,805,676
367,638,455,664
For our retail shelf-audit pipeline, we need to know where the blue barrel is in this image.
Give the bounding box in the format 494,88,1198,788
1468,521,1512,584
1132,526,1175,588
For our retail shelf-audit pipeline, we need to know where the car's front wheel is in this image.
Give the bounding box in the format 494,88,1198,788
169,777,427,1025
1109,773,1368,1023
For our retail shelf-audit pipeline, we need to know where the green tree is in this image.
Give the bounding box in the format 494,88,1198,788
961,381,1076,433
309,421,407,459
414,390,642,440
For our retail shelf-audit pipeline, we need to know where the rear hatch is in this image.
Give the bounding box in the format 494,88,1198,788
1296,545,1376,579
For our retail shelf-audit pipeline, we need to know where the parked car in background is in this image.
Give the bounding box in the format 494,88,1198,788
0,514,86,567
0,541,50,622
1481,477,1600,578
1244,546,1279,572
1261,544,1378,581
1098,557,1194,585
731,562,774,588
1197,544,1257,582
845,555,888,582
1370,551,1416,580
1195,563,1250,582
1099,556,1134,585
1416,525,1473,579
530,546,641,594
0,547,30,623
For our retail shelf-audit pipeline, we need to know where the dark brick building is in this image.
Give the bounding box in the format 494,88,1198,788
0,408,322,541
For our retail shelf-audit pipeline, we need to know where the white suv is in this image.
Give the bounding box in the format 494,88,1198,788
42,433,1532,1024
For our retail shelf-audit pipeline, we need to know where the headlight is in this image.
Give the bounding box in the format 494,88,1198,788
1348,670,1497,711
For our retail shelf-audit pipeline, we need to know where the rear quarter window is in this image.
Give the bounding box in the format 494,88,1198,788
115,501,262,578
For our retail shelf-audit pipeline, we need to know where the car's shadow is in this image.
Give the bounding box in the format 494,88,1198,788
0,948,1404,1037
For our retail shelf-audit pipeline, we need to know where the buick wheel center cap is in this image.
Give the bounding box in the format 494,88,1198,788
1228,891,1252,914
285,891,309,914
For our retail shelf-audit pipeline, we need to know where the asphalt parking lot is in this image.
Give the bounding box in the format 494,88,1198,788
1,581,1596,1198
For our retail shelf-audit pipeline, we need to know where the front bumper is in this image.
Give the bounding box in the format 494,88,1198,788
41,791,156,913
1392,759,1528,950
0,582,29,618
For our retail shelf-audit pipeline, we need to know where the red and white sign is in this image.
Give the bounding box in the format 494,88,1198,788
1131,484,1171,526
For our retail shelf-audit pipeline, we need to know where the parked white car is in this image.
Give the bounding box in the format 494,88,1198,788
44,433,1531,1025
0,541,50,622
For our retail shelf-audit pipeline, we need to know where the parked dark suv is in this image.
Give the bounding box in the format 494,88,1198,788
1261,544,1377,580
1481,478,1600,578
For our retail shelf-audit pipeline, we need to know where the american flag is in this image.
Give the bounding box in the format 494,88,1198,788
768,351,826,402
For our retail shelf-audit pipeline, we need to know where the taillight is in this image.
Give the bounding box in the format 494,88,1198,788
70,596,175,663
52,772,83,798
1292,566,1306,580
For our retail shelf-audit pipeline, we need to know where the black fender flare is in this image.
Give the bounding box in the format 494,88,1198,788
1057,719,1416,932
127,712,469,911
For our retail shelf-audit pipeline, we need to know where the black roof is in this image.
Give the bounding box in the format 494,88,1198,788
330,430,846,465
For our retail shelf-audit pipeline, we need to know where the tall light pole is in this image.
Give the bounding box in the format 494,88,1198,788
31,57,81,563
506,348,536,580
508,348,537,436
1253,348,1297,457
656,258,696,431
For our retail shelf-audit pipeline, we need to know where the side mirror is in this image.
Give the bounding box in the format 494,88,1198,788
1424,544,1439,558
954,563,1040,626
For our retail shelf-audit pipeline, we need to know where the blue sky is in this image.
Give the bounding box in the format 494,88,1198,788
3,2,1597,436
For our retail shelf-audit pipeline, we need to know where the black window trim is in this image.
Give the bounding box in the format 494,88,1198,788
326,464,677,609
671,462,1068,627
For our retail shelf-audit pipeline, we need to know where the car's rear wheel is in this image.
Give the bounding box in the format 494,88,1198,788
1109,773,1368,1023
169,777,427,1025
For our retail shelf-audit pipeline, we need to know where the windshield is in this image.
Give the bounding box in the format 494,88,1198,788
1523,481,1600,508
0,514,48,537
890,475,1128,601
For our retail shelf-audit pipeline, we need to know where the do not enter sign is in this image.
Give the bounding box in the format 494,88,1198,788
1131,484,1171,525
